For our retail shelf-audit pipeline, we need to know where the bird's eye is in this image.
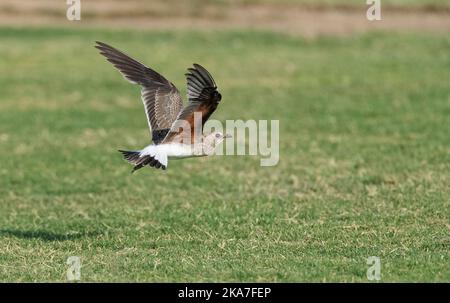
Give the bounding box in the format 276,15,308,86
215,133,221,138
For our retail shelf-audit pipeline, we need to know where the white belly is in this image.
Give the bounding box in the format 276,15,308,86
138,143,206,169
141,143,203,159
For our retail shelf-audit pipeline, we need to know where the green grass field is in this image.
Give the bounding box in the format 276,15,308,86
0,27,449,282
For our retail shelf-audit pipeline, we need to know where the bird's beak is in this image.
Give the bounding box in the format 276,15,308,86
224,133,232,139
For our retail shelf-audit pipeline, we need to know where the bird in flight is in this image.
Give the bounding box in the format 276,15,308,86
95,42,230,172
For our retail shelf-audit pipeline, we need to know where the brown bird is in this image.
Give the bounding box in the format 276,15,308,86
95,41,230,172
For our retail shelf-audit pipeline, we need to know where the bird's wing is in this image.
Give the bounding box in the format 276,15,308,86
162,64,221,144
95,41,183,144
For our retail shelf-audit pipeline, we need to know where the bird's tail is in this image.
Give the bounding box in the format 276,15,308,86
119,150,141,164
118,150,166,173
119,150,146,173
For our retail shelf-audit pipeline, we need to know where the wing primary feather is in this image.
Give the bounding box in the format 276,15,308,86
193,63,216,87
186,74,204,88
95,41,184,145
162,64,220,144
187,68,209,86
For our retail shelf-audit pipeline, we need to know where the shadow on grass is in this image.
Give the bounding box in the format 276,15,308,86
0,229,103,241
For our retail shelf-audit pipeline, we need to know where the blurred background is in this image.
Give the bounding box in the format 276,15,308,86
1,0,449,35
0,0,449,282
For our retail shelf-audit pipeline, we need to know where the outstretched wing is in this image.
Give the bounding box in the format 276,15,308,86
162,64,221,144
95,41,183,144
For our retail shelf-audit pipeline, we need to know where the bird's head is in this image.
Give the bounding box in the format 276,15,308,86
204,131,232,148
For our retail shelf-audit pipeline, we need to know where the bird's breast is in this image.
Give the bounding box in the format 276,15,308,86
160,143,200,159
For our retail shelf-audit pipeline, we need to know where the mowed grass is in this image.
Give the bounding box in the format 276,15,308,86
0,27,449,282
